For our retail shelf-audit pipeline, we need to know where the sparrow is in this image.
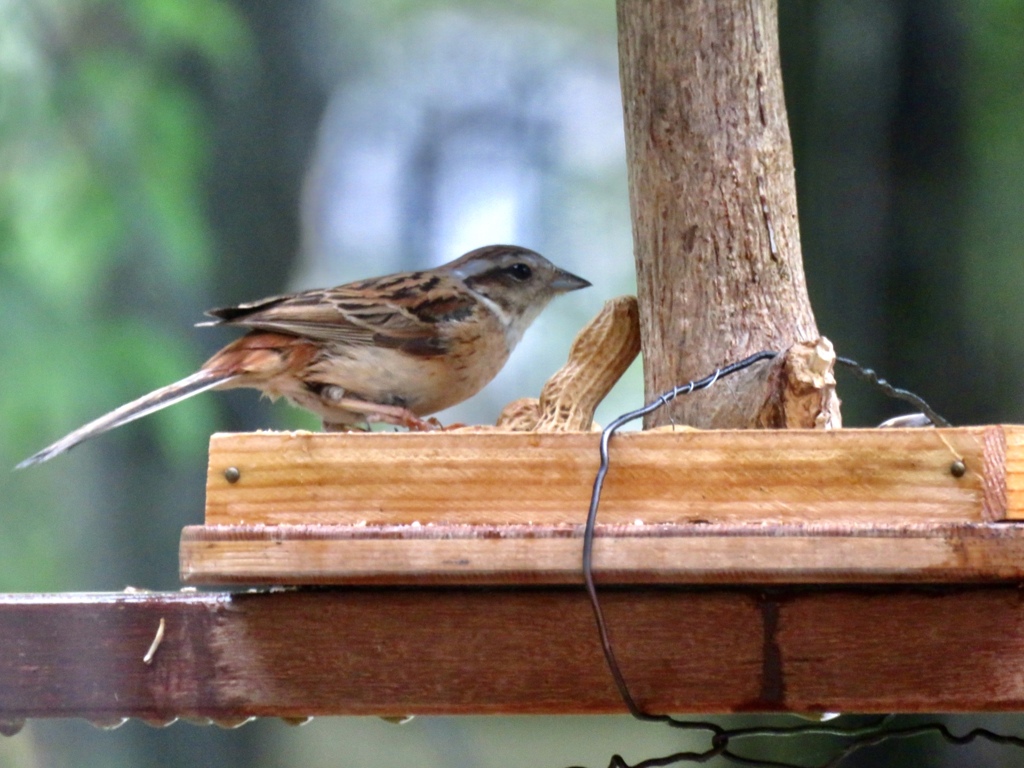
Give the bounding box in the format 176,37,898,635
17,245,590,467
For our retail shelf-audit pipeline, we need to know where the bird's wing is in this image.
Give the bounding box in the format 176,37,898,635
200,273,477,356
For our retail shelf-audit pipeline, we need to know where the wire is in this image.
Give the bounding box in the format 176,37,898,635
582,351,777,719
835,357,950,427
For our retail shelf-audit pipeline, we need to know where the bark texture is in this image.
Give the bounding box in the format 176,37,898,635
618,0,834,427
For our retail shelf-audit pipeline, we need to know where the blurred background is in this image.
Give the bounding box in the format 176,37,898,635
1,0,1022,766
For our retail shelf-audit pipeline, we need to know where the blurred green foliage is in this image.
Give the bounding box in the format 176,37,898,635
962,1,1024,403
0,0,250,589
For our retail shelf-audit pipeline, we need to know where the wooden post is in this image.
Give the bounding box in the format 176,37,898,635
618,0,832,428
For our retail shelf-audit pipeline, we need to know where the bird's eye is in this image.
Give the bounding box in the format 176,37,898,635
506,262,533,281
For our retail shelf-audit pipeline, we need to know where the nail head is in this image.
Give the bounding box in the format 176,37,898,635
950,460,966,478
224,467,241,484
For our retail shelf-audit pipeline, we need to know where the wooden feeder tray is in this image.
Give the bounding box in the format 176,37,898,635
179,425,1024,586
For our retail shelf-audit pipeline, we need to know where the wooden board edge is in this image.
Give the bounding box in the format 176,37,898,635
179,521,1024,586
1001,424,1024,520
7,587,1024,718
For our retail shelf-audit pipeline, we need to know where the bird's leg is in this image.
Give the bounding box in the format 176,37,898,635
328,395,440,432
315,384,440,432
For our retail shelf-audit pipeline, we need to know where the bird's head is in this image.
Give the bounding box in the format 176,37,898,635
447,245,591,350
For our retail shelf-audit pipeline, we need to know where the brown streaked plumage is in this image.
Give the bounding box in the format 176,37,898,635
17,245,590,467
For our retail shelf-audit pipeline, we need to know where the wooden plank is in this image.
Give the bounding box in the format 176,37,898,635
1005,425,1024,519
204,427,1021,526
180,522,1024,585
4,588,1024,722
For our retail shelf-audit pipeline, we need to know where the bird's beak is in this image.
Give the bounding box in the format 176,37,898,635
550,269,591,293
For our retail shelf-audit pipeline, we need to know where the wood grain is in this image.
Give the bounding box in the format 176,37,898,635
1004,425,1024,519
180,522,1024,586
203,427,1015,527
5,588,1024,722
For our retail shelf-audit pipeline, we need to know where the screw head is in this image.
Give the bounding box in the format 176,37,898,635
223,466,241,484
950,460,967,478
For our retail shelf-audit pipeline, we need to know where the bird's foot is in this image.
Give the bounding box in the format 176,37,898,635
394,413,443,432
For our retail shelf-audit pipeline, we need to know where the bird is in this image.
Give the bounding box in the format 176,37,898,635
17,244,590,468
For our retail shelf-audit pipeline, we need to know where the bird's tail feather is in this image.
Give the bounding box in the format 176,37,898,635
16,370,235,468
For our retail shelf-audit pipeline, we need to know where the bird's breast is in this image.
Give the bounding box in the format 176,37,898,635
311,321,511,416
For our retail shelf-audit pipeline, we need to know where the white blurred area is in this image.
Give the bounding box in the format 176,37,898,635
294,10,641,429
